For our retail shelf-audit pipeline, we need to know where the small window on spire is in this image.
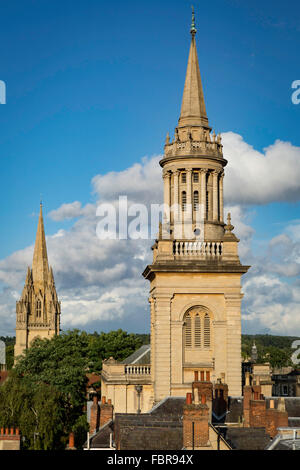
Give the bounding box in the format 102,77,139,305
193,191,199,211
182,191,187,211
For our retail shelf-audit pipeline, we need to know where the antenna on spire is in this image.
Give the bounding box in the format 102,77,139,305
190,5,197,36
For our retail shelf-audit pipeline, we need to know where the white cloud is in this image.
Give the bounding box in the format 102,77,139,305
223,132,300,204
0,134,300,336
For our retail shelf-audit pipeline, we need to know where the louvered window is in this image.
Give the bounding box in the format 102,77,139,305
194,314,201,347
204,313,210,348
193,172,199,183
182,191,187,212
193,191,199,211
185,314,192,347
181,172,186,183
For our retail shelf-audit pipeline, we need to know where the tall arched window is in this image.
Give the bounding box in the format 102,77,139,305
182,191,187,212
193,191,199,211
183,308,212,350
36,299,41,318
204,313,210,348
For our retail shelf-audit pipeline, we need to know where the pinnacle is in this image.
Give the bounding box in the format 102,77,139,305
32,203,49,289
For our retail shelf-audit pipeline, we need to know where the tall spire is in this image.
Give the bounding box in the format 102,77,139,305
178,8,209,129
32,202,49,289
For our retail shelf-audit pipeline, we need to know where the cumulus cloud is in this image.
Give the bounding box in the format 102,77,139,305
48,202,95,221
0,133,300,336
223,132,300,205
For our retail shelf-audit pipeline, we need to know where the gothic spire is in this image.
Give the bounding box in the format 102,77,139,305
32,203,49,289
178,8,209,129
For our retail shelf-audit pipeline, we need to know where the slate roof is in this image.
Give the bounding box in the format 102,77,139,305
87,420,114,449
224,427,271,450
121,345,151,365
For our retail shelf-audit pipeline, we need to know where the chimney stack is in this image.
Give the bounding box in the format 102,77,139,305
89,394,100,434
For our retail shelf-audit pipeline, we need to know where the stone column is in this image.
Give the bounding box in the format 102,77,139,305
225,294,243,396
163,170,171,230
153,294,173,402
185,169,193,237
173,170,179,223
212,170,219,222
219,171,224,223
200,169,207,221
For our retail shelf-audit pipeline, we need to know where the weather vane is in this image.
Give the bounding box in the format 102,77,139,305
191,5,197,36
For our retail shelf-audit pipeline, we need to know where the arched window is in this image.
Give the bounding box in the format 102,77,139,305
183,308,212,350
182,191,187,212
193,191,199,211
204,313,210,348
194,314,201,347
36,299,41,318
184,314,192,347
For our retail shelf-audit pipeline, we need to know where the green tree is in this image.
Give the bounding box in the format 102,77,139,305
88,329,143,373
14,330,90,435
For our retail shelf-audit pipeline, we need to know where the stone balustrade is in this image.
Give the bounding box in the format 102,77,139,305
164,139,223,158
173,241,223,258
124,365,151,376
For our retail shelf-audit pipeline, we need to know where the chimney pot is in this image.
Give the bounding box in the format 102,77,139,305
93,394,98,405
206,371,210,382
10,428,14,435
5,428,9,435
201,394,206,405
16,428,19,435
68,432,75,449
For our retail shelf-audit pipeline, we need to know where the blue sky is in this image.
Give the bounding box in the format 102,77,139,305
0,0,299,336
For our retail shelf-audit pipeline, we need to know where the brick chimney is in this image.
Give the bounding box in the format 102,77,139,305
0,428,21,450
89,394,100,434
192,370,213,418
265,399,288,438
183,392,210,449
100,396,114,428
243,374,263,427
213,380,229,418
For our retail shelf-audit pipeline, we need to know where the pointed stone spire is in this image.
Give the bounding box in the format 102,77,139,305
32,203,49,290
178,8,209,129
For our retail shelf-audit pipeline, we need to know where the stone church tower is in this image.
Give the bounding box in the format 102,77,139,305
142,12,250,401
100,12,250,413
14,204,61,359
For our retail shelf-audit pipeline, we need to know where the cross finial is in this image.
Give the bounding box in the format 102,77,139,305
190,6,197,36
